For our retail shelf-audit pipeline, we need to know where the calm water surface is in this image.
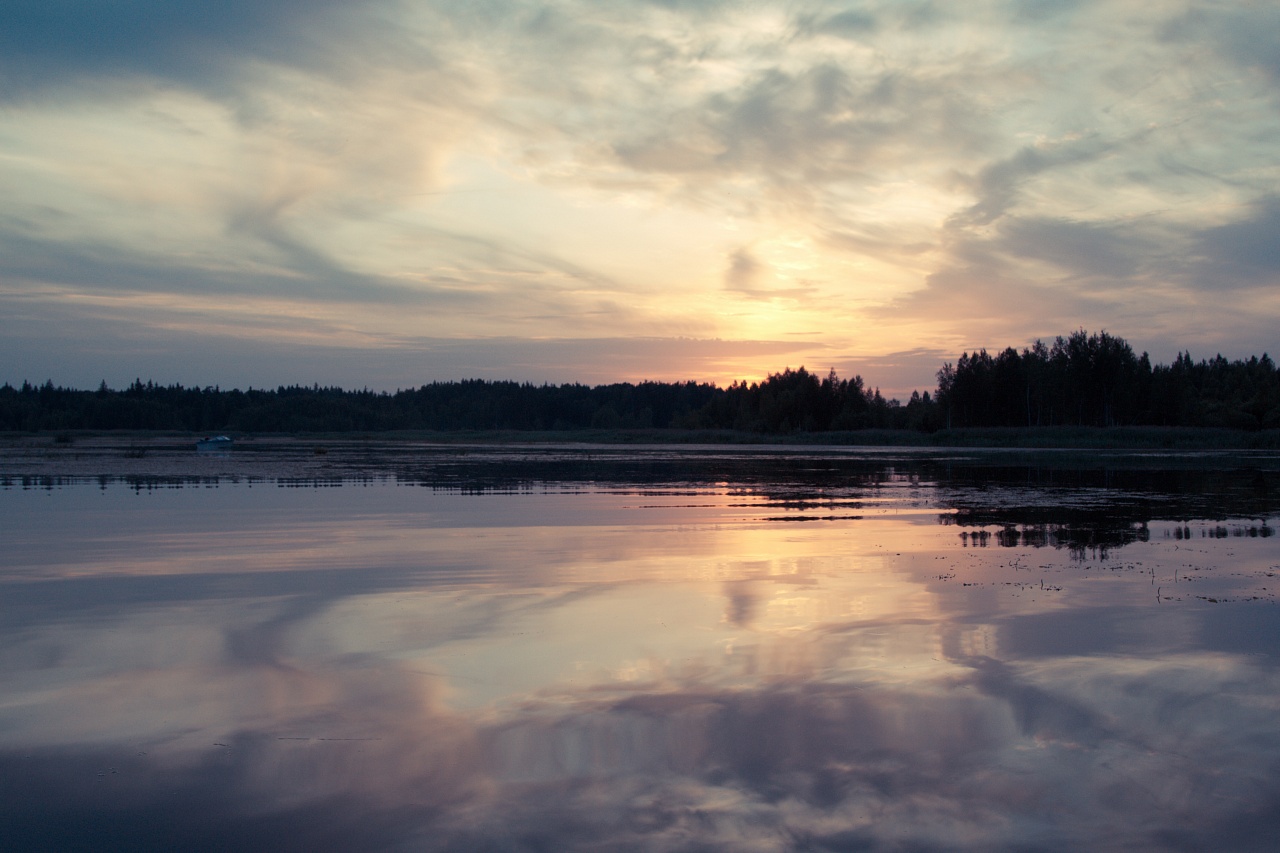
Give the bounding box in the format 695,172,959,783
3,445,1280,851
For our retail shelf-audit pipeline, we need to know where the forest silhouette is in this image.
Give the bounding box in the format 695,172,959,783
4,331,1278,435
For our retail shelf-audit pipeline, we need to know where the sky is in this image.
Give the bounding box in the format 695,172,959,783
1,0,1278,397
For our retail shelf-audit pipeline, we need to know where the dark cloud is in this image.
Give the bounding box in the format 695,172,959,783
877,182,1279,352
615,61,985,185
0,230,442,306
996,216,1147,278
1010,0,1085,24
1193,197,1280,286
949,136,1113,228
961,655,1115,746
640,0,730,12
1164,5,1280,83
0,0,402,102
0,204,653,335
801,9,880,39
723,246,761,292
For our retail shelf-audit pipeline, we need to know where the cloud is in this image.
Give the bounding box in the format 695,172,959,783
865,249,1118,356
613,59,988,194
2,0,1280,391
948,136,1115,229
0,287,822,387
0,230,444,306
726,247,760,285
0,0,395,101
1193,196,1280,286
841,348,953,397
722,579,759,628
800,9,880,39
995,216,1148,279
8,464,1280,849
722,246,767,295
1164,4,1280,84
8,652,1280,851
1010,0,1085,24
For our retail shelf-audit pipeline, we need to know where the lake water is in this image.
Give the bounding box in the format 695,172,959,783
3,443,1280,851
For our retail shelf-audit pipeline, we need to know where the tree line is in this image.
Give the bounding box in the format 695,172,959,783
2,331,1277,434
935,330,1279,430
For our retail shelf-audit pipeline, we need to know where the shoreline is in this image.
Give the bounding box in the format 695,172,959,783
4,424,1280,449
4,430,1280,483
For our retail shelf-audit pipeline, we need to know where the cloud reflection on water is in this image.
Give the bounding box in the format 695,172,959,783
3,457,1280,850
7,647,1280,851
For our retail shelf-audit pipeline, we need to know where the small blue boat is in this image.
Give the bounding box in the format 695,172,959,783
196,435,233,451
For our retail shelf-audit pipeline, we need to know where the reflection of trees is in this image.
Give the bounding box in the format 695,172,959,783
934,459,1277,517
925,458,1279,557
400,452,907,494
13,450,1280,543
1200,523,1274,539
948,515,1151,559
